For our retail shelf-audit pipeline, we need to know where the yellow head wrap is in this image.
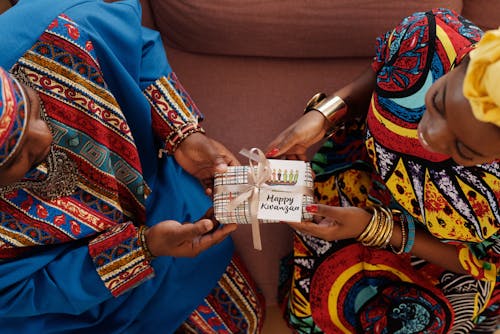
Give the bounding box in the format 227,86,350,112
463,27,500,127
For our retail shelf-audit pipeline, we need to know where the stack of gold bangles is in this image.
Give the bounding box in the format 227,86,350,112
356,205,408,254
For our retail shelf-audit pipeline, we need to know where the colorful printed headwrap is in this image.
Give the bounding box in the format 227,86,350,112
463,27,500,127
0,67,28,168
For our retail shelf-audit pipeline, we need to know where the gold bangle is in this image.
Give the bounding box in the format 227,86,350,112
369,206,390,247
357,205,394,248
304,92,348,124
356,207,379,245
357,206,385,247
364,208,384,247
377,206,394,249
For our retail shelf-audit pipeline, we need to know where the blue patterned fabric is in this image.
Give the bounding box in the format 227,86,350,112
0,1,234,333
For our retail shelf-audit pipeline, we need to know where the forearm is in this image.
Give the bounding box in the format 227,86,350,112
389,223,467,274
331,66,376,120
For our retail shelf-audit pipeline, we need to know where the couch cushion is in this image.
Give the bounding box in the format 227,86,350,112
150,0,462,58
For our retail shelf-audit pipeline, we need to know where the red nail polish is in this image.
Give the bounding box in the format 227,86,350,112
306,205,318,213
266,148,279,157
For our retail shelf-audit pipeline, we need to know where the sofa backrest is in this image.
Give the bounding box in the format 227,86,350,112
146,0,469,58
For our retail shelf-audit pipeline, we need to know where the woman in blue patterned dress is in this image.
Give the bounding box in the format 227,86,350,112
0,0,264,333
267,8,500,333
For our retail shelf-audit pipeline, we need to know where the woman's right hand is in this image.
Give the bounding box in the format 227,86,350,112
265,110,329,160
265,68,376,161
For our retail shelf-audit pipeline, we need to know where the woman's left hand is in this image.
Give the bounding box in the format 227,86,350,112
174,132,240,194
287,204,371,241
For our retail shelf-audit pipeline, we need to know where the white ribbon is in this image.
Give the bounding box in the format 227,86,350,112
225,148,270,250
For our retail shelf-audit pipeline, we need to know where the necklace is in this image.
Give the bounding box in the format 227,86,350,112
0,67,79,200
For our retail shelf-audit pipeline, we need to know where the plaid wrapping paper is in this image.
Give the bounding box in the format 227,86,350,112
213,164,314,224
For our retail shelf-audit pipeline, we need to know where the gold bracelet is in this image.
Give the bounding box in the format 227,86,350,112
377,206,394,249
356,206,377,242
304,92,348,124
357,205,394,248
364,208,385,247
138,225,156,262
368,206,390,247
357,207,380,246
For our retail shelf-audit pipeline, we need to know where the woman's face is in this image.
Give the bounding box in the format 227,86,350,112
0,83,52,186
418,62,500,166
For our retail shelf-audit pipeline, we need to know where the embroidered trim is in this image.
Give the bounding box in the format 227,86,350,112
144,75,206,155
89,222,154,297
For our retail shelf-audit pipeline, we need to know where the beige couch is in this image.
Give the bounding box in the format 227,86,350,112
139,0,499,318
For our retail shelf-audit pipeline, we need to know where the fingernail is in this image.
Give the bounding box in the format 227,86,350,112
215,163,228,172
266,148,279,157
306,205,318,213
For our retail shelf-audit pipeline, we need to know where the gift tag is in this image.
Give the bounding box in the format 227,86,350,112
257,159,307,222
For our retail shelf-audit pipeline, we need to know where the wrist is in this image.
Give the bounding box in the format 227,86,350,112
162,122,205,156
138,225,156,261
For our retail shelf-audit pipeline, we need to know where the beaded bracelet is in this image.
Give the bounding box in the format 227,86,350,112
138,225,156,262
402,212,416,253
389,210,407,254
161,122,206,156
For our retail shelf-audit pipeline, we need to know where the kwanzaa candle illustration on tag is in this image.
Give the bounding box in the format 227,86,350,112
257,159,308,222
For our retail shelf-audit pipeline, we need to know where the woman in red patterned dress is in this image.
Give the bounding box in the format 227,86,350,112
267,8,500,333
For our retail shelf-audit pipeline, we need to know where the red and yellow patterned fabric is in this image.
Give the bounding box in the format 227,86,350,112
178,255,266,334
281,8,500,334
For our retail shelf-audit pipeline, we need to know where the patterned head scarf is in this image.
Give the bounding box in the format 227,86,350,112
463,27,500,127
0,67,28,167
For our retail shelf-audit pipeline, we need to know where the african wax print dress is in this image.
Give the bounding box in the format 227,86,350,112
280,8,500,334
0,0,263,333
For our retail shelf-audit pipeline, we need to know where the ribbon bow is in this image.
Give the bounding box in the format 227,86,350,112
226,148,271,250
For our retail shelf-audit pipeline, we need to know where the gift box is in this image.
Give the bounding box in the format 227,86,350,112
213,149,314,225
